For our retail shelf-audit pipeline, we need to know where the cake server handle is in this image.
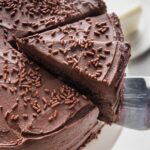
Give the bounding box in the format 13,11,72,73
117,76,150,130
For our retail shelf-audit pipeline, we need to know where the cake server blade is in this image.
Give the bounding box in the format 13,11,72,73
117,77,150,130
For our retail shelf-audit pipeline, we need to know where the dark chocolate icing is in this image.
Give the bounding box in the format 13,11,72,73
0,0,106,38
16,13,131,123
0,27,104,150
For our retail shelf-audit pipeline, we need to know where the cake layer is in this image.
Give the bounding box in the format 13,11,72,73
0,0,106,38
16,14,131,123
0,28,104,150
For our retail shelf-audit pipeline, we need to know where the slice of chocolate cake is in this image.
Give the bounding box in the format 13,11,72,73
16,14,131,123
0,28,104,150
0,0,106,38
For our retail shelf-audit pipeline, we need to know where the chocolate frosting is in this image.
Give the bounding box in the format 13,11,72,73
0,0,106,38
0,27,104,150
16,13,131,123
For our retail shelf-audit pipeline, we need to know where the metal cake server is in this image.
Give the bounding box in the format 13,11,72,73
117,77,150,130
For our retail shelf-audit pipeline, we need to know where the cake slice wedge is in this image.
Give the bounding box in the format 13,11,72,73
16,14,131,123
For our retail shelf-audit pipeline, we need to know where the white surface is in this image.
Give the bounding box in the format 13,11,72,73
128,0,150,59
84,124,122,150
106,0,142,36
113,128,150,150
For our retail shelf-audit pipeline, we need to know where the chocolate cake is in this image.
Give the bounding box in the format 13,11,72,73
16,13,131,123
0,27,104,150
0,0,106,38
0,0,131,149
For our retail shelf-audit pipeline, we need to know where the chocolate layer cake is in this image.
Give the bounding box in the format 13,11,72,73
0,0,106,38
16,14,131,123
0,0,131,149
0,28,104,150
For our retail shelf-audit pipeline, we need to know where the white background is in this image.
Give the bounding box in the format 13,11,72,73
113,128,150,150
